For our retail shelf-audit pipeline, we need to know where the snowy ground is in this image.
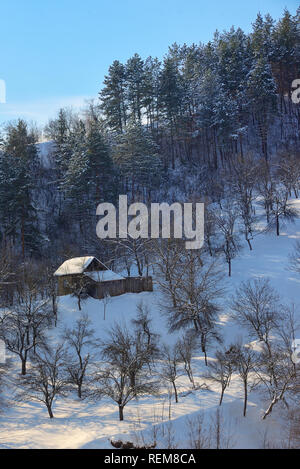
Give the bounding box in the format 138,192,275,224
1,199,300,449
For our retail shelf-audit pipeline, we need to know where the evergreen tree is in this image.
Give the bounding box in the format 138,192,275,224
100,60,128,133
126,53,145,124
216,27,252,97
113,121,162,198
159,55,185,168
86,121,117,204
143,56,161,132
61,120,91,235
251,13,275,59
271,9,300,105
0,120,41,257
246,56,277,160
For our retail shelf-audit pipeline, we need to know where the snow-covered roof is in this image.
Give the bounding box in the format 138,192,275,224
54,256,99,276
84,270,125,282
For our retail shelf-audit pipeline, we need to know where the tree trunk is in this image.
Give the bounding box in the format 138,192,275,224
201,340,208,366
262,397,277,420
243,381,248,417
21,213,25,261
219,387,225,406
21,358,27,376
186,365,195,388
52,295,57,326
47,405,54,419
204,349,208,366
172,381,178,403
119,405,124,421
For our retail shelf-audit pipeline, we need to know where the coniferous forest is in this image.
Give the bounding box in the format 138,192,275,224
0,8,298,266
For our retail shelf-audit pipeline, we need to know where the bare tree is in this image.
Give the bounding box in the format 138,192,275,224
209,408,235,449
0,291,51,375
107,237,151,277
18,344,67,418
162,256,224,365
207,349,235,406
177,332,198,388
152,238,185,307
256,161,274,224
63,312,96,398
93,323,159,421
276,153,300,199
68,276,89,311
160,344,181,403
226,154,258,250
186,412,211,449
204,203,218,257
228,343,256,416
269,185,298,236
276,304,300,374
131,301,160,366
215,202,241,276
232,297,299,419
45,265,59,326
230,278,281,356
283,408,300,449
255,342,296,420
163,422,178,449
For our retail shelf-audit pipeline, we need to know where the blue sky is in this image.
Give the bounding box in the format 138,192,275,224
0,0,298,126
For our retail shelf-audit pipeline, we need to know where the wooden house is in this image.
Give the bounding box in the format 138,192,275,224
54,256,153,299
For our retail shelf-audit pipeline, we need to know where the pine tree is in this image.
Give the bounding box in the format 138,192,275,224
100,60,128,133
61,120,91,236
1,120,41,257
143,56,161,132
113,121,162,198
216,27,252,97
86,121,117,204
246,56,277,160
196,69,238,169
251,13,275,59
126,53,146,124
159,55,185,168
271,9,300,107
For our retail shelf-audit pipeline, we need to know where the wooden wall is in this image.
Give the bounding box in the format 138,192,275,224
57,275,153,299
87,276,153,299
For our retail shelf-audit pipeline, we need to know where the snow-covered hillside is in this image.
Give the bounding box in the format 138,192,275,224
1,200,300,449
37,141,55,169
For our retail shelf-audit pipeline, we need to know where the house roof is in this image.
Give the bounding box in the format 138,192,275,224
84,270,125,282
54,256,105,276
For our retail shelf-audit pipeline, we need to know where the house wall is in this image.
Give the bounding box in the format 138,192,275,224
57,274,87,296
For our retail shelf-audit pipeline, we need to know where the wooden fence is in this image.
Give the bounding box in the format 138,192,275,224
87,276,153,299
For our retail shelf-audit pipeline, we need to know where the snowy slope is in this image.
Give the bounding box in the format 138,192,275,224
1,199,300,449
37,141,55,169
